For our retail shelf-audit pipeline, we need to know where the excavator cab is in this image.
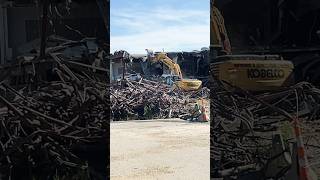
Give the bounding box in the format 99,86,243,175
161,74,179,86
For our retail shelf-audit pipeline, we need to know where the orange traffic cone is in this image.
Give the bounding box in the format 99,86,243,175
293,117,317,180
199,99,208,122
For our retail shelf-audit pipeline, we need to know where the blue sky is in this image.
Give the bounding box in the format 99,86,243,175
110,0,209,54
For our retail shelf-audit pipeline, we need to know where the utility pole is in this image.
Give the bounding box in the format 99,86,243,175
39,0,49,59
120,50,128,88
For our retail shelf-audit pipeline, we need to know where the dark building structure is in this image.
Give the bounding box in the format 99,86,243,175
0,0,108,64
216,0,320,53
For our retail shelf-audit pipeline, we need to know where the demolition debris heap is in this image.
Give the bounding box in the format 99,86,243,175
111,78,209,121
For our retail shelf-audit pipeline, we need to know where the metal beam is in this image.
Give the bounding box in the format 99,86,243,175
0,4,8,64
39,0,49,59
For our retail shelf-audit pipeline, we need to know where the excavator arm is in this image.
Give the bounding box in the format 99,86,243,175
153,53,183,79
145,49,202,91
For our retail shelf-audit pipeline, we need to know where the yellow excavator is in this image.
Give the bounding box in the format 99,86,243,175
211,2,294,91
146,49,202,91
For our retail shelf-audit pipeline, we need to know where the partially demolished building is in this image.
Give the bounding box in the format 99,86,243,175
110,49,209,85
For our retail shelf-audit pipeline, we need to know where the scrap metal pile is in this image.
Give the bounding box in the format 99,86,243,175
211,80,320,179
0,54,109,179
111,78,209,121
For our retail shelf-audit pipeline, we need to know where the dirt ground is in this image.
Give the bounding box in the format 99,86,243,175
110,119,210,180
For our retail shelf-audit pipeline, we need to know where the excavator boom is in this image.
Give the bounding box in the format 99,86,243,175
211,5,231,55
153,52,183,79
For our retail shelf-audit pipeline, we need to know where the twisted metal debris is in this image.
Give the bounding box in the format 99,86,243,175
211,79,320,179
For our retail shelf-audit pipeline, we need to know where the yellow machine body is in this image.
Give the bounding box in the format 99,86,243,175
211,55,294,91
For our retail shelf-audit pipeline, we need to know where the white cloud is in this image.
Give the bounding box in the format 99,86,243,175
111,6,209,54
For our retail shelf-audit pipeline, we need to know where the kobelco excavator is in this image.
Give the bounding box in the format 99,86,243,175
211,1,294,91
146,49,202,91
